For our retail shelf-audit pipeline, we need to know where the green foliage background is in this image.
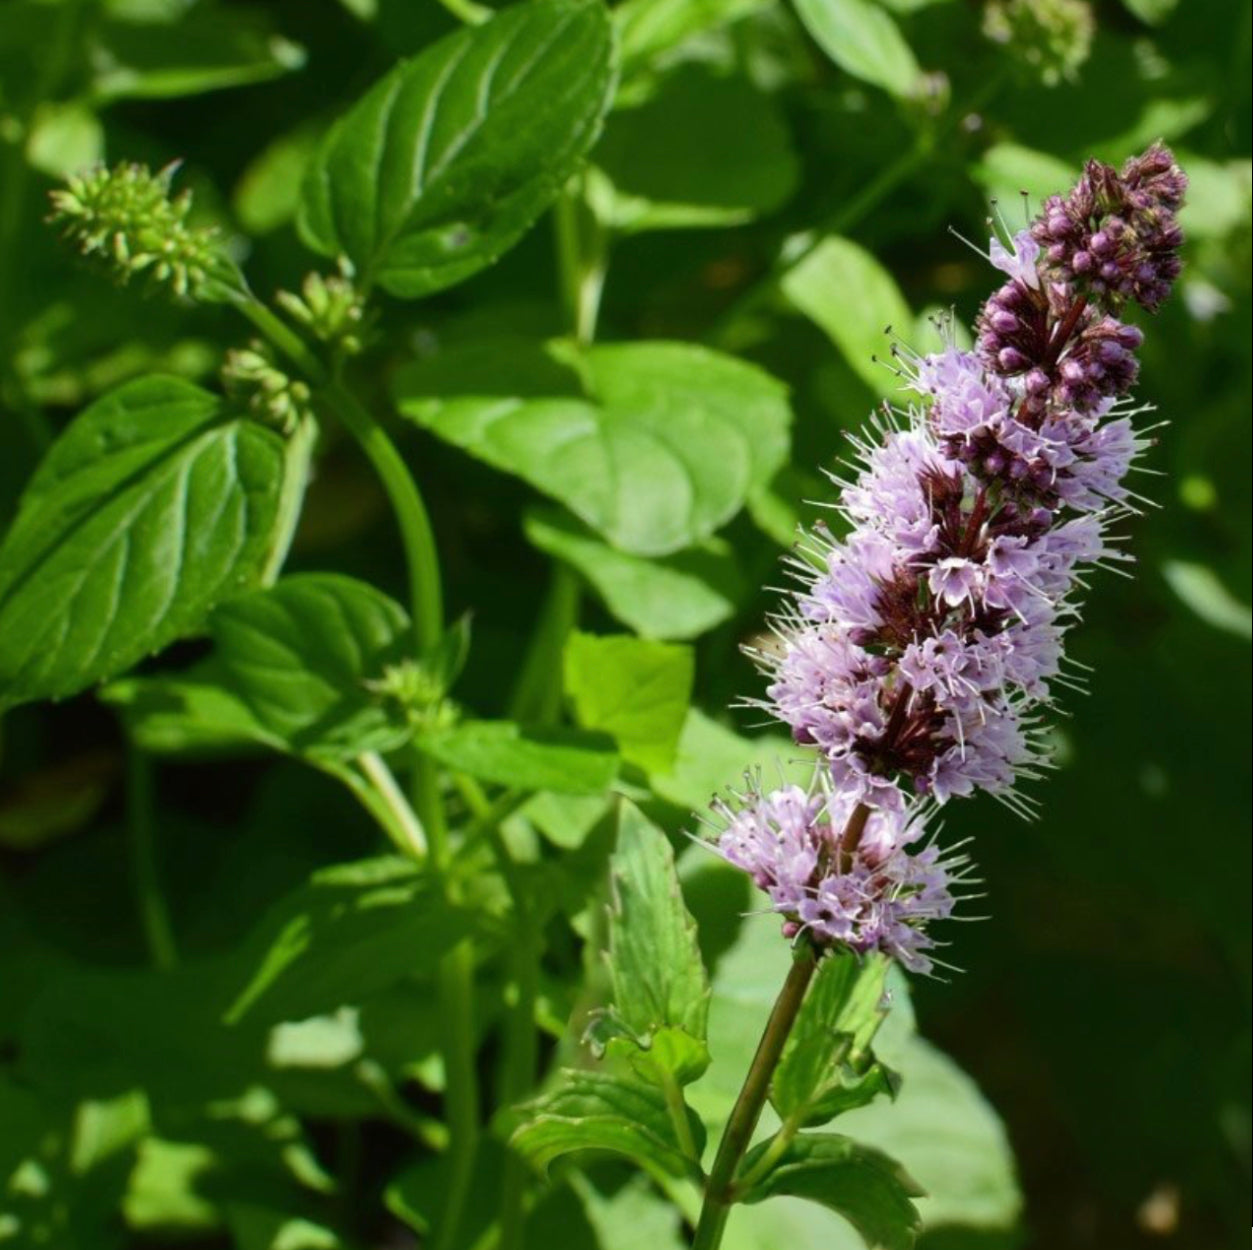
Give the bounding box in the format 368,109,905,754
0,0,1249,1247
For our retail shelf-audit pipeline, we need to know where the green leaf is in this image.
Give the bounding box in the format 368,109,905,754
972,142,1075,208
25,101,103,178
772,952,896,1128
0,377,313,710
90,9,306,101
738,1133,923,1250
226,857,470,1025
396,338,791,556
298,0,615,298
589,63,798,232
791,0,921,99
602,802,710,1058
209,574,414,759
510,1070,702,1178
834,1037,1022,1234
648,708,806,813
616,0,767,78
1161,561,1251,641
103,661,279,756
234,122,324,236
780,237,912,399
564,632,694,773
417,720,619,794
524,507,745,640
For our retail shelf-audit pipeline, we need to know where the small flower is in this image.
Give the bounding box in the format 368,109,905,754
705,778,973,974
982,0,1095,88
48,161,236,301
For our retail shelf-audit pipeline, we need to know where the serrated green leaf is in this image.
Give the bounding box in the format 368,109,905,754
589,63,798,232
738,1133,923,1250
298,0,615,298
0,377,312,710
417,720,619,793
226,857,470,1025
791,0,921,99
210,574,413,759
772,952,896,1128
780,237,912,399
510,1070,702,1178
396,338,791,556
834,1037,1022,1234
604,802,710,1055
525,507,744,640
564,632,693,772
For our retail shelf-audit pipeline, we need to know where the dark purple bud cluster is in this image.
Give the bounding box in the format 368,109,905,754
976,142,1185,425
1034,142,1187,312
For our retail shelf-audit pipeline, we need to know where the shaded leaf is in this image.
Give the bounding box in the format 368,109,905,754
210,574,414,759
590,63,798,231
525,507,744,640
738,1133,923,1250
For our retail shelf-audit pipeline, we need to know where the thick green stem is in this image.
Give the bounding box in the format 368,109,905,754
357,752,427,858
553,187,606,347
126,747,178,971
690,943,818,1250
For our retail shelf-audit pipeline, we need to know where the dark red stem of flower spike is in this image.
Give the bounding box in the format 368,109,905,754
690,942,820,1250
1045,294,1088,367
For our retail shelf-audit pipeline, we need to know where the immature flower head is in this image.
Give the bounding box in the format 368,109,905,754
706,779,971,974
275,267,370,356
49,162,236,301
222,341,312,435
982,0,1094,87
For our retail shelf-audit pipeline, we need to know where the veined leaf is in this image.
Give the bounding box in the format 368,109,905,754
602,802,710,1062
772,952,896,1128
298,0,615,298
417,720,619,794
0,377,312,710
564,632,693,773
396,338,791,556
738,1133,923,1250
210,574,414,759
510,1070,702,1178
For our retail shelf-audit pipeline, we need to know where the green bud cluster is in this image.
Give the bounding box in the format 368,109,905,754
365,659,457,732
221,342,312,435
48,162,233,300
982,0,1094,87
275,268,370,356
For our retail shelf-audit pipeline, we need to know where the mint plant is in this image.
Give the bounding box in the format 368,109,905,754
0,1,1240,1249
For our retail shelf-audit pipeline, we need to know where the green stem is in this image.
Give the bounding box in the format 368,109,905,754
437,0,493,22
508,562,580,724
553,186,606,346
357,751,427,858
126,746,178,971
483,820,540,1250
690,943,818,1250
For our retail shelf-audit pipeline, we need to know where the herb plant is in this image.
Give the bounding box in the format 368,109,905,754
1,2,1247,1250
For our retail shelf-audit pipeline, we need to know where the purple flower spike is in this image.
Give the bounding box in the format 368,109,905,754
708,779,973,974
